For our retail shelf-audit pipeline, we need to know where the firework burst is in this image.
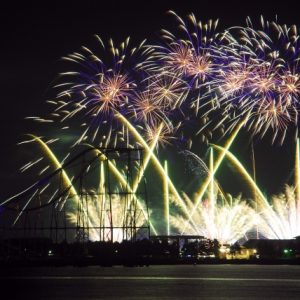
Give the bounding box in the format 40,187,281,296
257,185,300,239
67,190,148,242
156,11,223,82
147,72,189,109
41,36,155,148
6,12,300,248
129,90,169,127
218,17,300,143
171,193,257,244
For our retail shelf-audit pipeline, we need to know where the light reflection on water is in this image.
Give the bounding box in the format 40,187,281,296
2,265,300,300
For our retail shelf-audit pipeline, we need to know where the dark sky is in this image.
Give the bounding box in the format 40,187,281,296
0,0,299,200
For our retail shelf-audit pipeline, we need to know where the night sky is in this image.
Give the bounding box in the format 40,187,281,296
1,0,300,200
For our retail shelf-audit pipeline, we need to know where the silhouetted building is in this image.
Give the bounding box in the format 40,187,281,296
243,238,300,259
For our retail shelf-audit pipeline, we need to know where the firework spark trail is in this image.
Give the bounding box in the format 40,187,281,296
28,15,300,153
98,161,106,240
129,90,171,128
257,185,300,239
218,17,300,143
10,13,300,243
7,135,78,227
67,192,148,242
89,124,163,235
156,10,223,84
181,120,245,234
174,142,300,241
1,135,99,237
26,145,146,242
180,150,228,203
211,144,285,238
124,123,163,234
295,139,300,229
50,36,155,149
211,144,268,204
256,139,300,238
0,182,40,207
295,139,300,200
19,136,101,237
90,146,132,191
115,112,200,232
171,192,257,244
131,123,163,193
146,72,190,110
13,190,39,226
147,11,231,142
209,148,215,218
137,13,220,146
180,150,209,176
164,160,170,235
28,135,79,201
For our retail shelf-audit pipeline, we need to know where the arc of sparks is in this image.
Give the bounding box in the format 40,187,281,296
164,160,170,235
181,119,246,234
89,123,163,236
295,139,300,200
295,138,300,230
212,143,284,238
115,112,200,232
28,135,79,200
12,135,99,237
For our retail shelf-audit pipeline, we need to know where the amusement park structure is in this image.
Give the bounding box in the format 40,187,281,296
0,147,150,246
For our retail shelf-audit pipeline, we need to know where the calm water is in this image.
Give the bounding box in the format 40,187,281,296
1,265,300,299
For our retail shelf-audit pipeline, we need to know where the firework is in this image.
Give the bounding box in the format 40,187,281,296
147,72,189,109
129,90,168,127
171,192,257,244
155,11,224,84
257,185,300,239
217,17,300,143
6,12,300,248
280,71,300,105
42,36,155,148
67,190,148,242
